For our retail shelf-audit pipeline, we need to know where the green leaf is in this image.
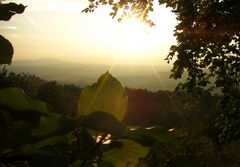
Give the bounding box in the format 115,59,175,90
100,139,148,167
32,114,75,138
68,160,83,167
16,147,67,167
33,133,70,148
78,71,128,121
149,6,154,12
0,87,51,115
0,121,32,150
0,35,13,65
78,111,126,135
117,18,122,22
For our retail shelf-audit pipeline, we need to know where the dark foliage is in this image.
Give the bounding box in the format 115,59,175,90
125,88,218,134
0,2,26,21
124,88,178,127
158,0,240,142
0,2,26,65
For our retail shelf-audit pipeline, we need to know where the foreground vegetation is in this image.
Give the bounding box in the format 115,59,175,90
0,69,239,167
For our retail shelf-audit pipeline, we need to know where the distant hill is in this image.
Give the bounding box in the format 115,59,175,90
3,59,185,91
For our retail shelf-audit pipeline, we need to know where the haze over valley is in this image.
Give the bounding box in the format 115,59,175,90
4,59,185,91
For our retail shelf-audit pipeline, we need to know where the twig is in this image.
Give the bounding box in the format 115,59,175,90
80,133,108,167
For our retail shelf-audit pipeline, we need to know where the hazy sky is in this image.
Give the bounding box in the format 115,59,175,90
1,0,177,65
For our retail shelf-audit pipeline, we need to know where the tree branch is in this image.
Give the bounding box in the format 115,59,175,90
0,3,26,21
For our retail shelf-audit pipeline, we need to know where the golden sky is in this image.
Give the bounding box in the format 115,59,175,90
1,0,177,65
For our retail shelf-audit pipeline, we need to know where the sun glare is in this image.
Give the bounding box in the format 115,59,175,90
96,3,177,61
104,18,156,56
116,19,150,52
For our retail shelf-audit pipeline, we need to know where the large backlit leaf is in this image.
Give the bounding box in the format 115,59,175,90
78,71,128,121
0,35,13,65
0,87,51,115
101,139,148,167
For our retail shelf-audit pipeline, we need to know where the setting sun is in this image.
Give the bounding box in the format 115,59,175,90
107,18,151,55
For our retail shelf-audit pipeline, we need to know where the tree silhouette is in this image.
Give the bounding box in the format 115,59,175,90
0,2,26,65
0,2,26,21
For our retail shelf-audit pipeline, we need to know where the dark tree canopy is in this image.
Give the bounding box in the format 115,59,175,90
0,2,26,21
0,35,13,65
0,2,26,65
159,0,239,143
84,0,240,142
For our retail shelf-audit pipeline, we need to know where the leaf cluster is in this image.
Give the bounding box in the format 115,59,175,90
0,2,26,21
82,0,155,25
